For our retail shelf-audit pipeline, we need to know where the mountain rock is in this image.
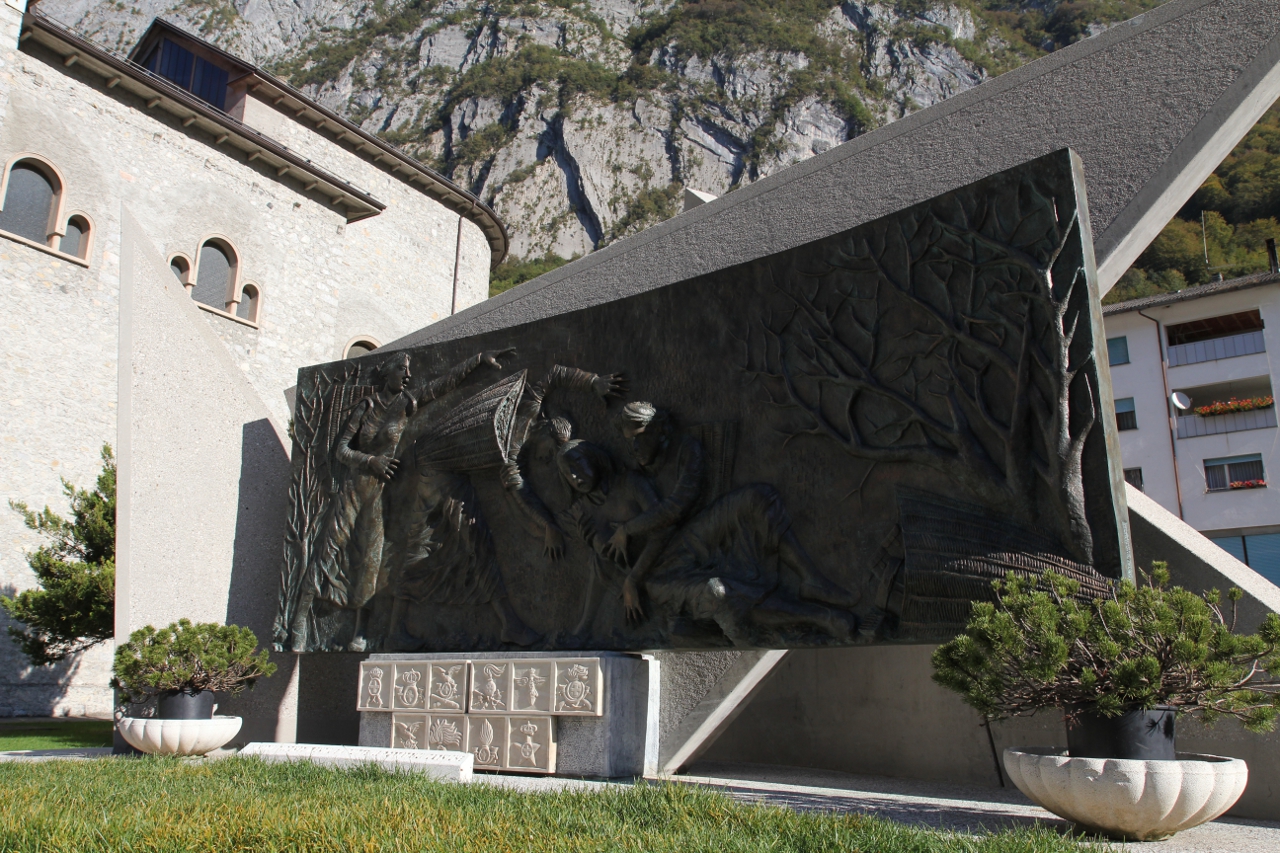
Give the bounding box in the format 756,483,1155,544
37,0,1165,263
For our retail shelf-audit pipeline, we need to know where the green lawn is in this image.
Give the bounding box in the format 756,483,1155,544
0,756,1104,853
0,719,113,751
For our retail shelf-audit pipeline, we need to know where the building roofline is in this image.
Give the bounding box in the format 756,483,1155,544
1102,270,1280,316
125,18,258,76
22,12,509,267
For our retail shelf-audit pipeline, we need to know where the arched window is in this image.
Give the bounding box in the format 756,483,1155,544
192,238,238,310
169,254,192,289
236,282,261,324
59,214,92,260
0,159,61,246
344,338,380,358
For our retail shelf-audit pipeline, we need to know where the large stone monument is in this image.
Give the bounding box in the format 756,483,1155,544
275,149,1130,666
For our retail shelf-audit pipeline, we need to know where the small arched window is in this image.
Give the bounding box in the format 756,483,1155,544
344,339,380,358
169,254,192,288
0,160,60,245
192,238,238,310
236,283,261,324
59,214,92,260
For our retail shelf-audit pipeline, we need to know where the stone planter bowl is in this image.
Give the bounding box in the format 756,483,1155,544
117,716,243,756
1004,747,1248,841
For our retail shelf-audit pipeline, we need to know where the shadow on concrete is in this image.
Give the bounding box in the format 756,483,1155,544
0,583,103,718
221,418,293,743
297,652,363,745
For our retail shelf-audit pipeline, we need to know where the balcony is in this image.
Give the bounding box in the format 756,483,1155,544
1178,406,1277,438
1167,329,1266,367
1173,375,1275,438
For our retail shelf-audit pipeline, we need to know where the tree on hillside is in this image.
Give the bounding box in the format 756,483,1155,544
1108,103,1280,303
1,446,116,666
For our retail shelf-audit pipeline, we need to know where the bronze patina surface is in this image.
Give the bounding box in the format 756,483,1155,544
275,150,1131,654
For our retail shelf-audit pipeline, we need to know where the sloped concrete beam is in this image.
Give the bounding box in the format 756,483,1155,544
116,207,294,745
656,650,787,775
391,0,1280,353
1125,484,1280,626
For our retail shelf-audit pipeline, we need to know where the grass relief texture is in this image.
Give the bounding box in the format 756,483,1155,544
0,757,1106,853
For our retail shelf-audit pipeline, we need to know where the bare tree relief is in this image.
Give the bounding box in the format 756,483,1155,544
743,178,1101,566
273,363,363,650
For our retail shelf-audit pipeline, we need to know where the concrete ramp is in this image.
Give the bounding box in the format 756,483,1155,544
116,207,295,744
1127,484,1280,627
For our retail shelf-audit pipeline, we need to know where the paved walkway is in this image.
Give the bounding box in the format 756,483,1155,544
677,761,1280,852
0,747,113,761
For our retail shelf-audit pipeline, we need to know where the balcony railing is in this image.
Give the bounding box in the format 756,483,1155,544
1177,406,1277,438
1167,330,1265,366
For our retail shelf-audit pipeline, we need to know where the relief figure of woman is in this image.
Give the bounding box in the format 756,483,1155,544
289,348,511,652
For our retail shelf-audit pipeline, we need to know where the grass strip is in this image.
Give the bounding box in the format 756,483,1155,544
0,720,114,751
0,755,1104,853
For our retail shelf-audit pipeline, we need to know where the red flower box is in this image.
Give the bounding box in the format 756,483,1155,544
1229,480,1266,490
1194,396,1275,417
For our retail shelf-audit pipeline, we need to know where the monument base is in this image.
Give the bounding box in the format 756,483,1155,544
357,652,659,778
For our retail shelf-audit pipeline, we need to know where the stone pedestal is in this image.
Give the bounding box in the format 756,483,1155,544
357,652,659,778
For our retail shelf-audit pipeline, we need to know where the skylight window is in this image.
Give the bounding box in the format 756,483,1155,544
142,39,229,111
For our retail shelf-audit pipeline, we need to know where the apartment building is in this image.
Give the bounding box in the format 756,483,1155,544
1103,260,1280,585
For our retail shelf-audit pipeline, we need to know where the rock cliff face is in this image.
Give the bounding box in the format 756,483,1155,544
38,0,1162,261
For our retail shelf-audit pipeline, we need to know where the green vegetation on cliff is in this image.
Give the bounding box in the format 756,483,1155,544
1107,103,1280,304
268,1,1170,185
490,252,574,296
169,1,1278,278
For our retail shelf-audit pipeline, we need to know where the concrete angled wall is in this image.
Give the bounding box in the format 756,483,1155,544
703,485,1280,820
117,207,294,743
391,0,1280,354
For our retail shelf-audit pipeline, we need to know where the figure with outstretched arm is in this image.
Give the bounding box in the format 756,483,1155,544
499,365,626,559
288,347,512,652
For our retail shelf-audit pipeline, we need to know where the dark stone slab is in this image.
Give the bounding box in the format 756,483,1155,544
275,149,1132,654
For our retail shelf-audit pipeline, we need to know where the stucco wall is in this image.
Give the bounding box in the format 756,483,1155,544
0,31,491,717
0,238,117,716
116,207,296,743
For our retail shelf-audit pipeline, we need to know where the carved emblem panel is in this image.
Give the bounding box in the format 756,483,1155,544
467,716,506,770
361,657,605,720
553,659,603,716
506,717,556,773
427,661,468,713
357,664,390,711
389,711,557,772
468,662,512,712
511,661,553,713
391,665,428,711
391,713,427,750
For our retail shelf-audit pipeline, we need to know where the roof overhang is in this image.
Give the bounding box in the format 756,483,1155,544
22,12,509,266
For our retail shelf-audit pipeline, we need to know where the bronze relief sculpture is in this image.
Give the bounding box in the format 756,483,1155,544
275,150,1131,653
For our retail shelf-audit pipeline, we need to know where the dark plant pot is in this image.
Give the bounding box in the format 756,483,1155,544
156,689,216,720
1065,705,1176,760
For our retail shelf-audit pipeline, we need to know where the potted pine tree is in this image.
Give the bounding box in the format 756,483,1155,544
113,619,276,755
932,563,1280,840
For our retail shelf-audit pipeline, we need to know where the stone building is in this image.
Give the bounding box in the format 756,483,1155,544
0,2,506,717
